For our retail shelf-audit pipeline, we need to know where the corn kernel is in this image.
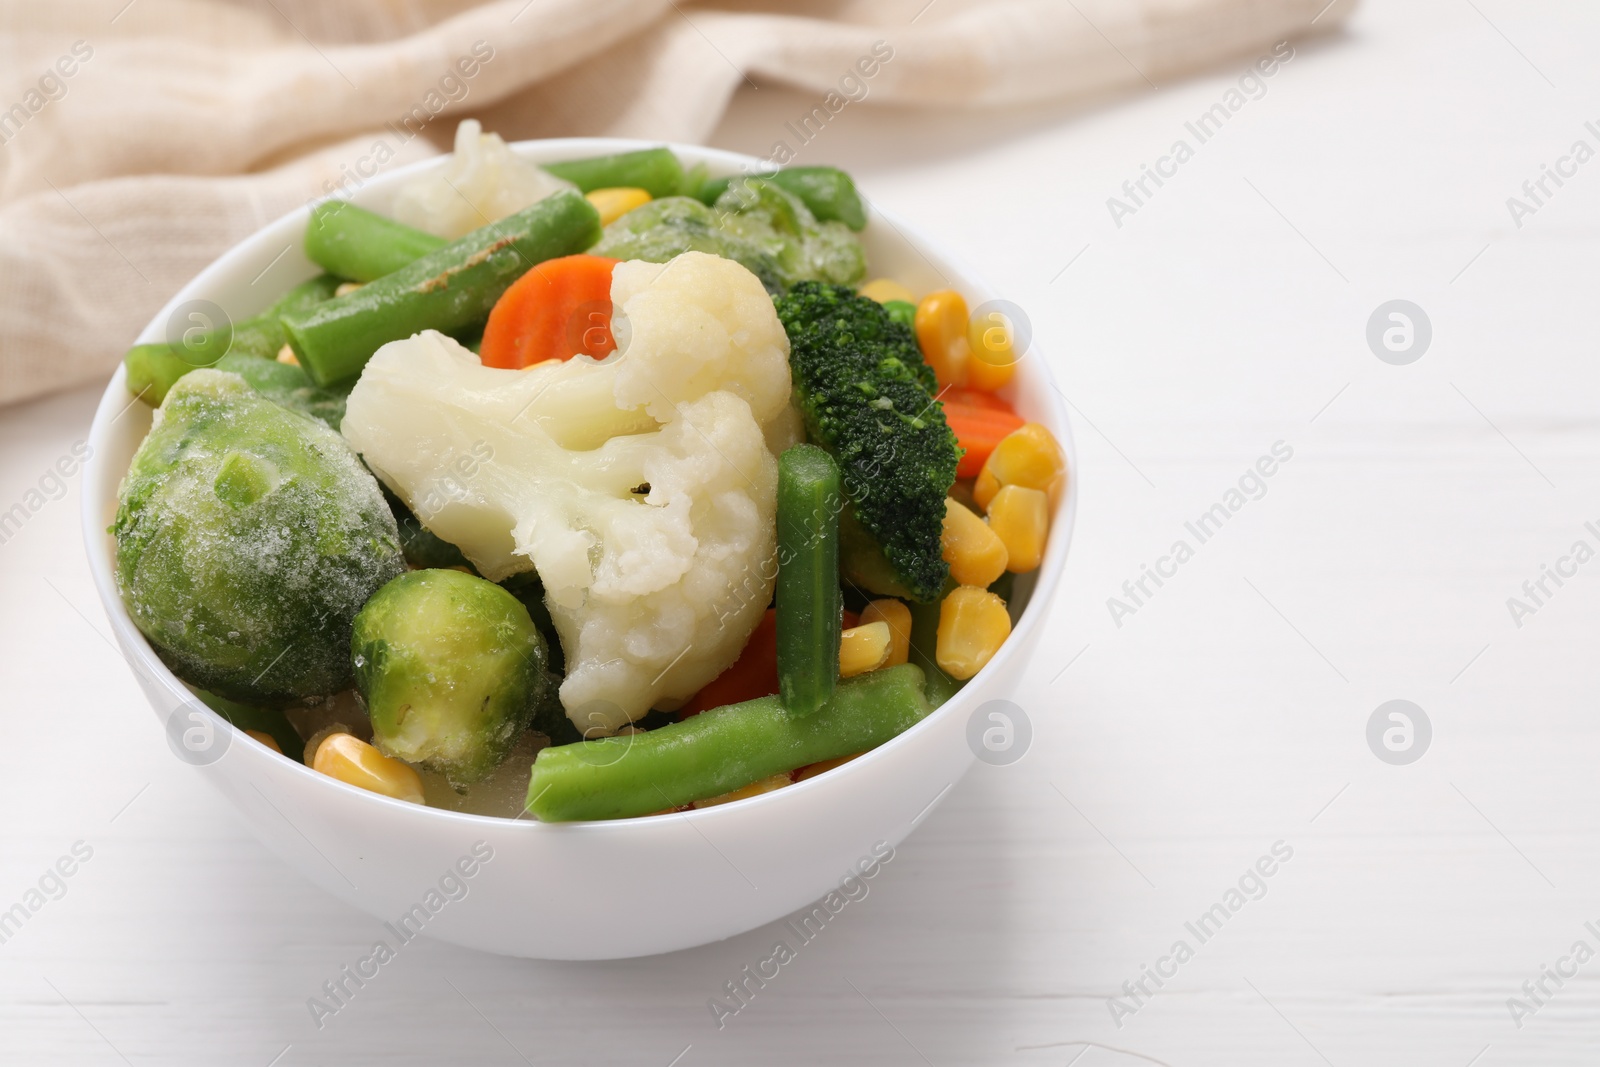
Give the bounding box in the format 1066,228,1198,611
586,186,652,225
860,278,916,304
974,422,1066,511
965,306,1018,391
936,586,1011,680
303,723,351,767
691,773,791,808
312,732,425,805
914,289,970,387
840,621,892,678
276,344,299,366
941,497,1008,587
987,485,1049,572
965,354,1014,392
859,598,911,667
245,729,282,754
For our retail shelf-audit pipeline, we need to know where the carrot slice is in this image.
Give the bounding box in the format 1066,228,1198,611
681,610,779,718
679,604,862,718
941,386,1014,413
479,254,619,369
943,392,1025,478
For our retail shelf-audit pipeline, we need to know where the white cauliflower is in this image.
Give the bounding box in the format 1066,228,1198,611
341,252,793,733
391,119,575,239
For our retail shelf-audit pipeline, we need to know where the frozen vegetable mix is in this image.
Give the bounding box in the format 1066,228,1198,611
110,124,1064,821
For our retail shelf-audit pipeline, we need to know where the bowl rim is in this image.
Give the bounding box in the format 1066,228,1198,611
81,136,1078,832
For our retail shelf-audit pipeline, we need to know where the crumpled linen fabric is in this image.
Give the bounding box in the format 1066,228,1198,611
0,0,1354,407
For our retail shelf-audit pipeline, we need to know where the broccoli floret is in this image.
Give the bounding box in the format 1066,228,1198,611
775,282,959,603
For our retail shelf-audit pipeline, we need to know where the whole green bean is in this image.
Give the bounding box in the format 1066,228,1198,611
696,166,867,230
524,664,933,821
776,444,842,716
281,190,601,386
543,147,686,198
305,201,446,283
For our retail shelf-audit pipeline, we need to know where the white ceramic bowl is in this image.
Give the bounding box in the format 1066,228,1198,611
81,138,1076,959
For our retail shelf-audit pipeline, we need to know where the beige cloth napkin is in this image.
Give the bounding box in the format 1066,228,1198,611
0,0,1353,408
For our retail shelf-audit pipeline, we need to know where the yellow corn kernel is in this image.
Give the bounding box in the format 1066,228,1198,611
276,344,299,366
936,586,1012,680
312,732,425,805
839,621,892,678
914,289,970,387
303,723,351,767
860,278,916,304
691,773,791,808
965,305,1018,391
987,485,1049,572
586,186,652,225
974,422,1066,511
941,497,1008,588
245,729,282,754
965,354,1014,392
859,598,912,667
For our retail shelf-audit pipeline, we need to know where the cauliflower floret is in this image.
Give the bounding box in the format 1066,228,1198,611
391,119,575,239
341,252,792,733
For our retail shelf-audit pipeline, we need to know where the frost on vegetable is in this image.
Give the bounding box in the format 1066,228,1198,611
593,179,865,293
113,370,406,705
341,251,792,733
391,119,576,240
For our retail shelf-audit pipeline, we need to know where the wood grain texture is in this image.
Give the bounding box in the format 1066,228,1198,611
4,1,1600,1062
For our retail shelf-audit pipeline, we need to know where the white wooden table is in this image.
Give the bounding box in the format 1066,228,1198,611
5,1,1600,1062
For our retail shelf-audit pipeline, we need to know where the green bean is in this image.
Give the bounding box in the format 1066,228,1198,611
543,147,686,199
123,275,343,404
270,273,345,319
212,352,351,429
281,190,601,386
776,444,842,716
696,166,866,230
524,664,933,821
908,599,963,708
304,201,446,283
124,344,197,405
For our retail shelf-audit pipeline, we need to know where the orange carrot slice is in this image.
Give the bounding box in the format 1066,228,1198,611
943,391,1025,478
480,254,619,369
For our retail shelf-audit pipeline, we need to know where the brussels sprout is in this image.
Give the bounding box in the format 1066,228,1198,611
352,569,548,786
113,369,406,705
590,182,865,293
713,179,865,289
593,197,786,291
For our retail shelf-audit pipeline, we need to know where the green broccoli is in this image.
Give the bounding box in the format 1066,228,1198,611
774,282,959,603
